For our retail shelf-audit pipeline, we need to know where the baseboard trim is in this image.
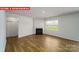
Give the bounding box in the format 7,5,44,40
45,34,79,42
7,36,18,38
17,34,79,42
19,34,34,39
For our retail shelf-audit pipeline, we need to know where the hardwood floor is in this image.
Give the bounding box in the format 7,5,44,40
5,35,79,52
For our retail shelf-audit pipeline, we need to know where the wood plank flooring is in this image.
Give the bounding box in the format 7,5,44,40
5,35,79,52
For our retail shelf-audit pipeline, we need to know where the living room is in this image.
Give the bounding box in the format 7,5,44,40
0,7,79,52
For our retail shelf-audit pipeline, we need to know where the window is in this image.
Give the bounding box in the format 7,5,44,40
46,19,59,31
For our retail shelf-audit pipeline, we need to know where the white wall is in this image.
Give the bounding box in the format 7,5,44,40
6,17,18,37
0,11,6,52
33,18,45,34
19,16,33,38
45,12,79,41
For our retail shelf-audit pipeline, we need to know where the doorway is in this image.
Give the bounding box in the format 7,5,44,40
6,16,18,39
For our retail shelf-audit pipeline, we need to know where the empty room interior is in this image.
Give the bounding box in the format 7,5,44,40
0,7,79,52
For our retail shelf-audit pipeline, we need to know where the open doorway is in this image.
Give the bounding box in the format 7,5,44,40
6,14,18,51
6,16,18,39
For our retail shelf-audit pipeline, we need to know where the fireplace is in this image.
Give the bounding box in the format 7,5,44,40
36,28,43,35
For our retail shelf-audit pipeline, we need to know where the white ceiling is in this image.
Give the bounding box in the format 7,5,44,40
6,7,79,18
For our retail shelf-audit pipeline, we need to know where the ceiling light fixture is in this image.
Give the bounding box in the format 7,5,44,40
42,10,46,14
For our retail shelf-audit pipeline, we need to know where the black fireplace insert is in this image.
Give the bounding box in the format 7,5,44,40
36,28,43,35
